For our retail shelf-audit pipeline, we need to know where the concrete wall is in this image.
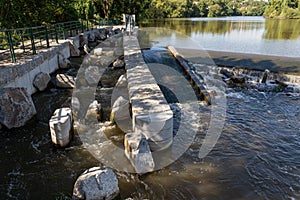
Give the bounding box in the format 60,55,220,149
0,29,99,95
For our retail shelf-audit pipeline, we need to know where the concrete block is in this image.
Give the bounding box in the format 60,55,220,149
124,132,155,174
73,166,119,200
134,111,173,151
33,72,51,91
49,107,72,147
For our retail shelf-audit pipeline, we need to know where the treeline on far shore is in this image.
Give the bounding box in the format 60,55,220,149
0,0,300,29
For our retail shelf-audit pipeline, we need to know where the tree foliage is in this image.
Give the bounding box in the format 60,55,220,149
1,0,290,29
264,0,300,18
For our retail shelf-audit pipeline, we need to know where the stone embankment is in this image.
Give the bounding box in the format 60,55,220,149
0,27,121,129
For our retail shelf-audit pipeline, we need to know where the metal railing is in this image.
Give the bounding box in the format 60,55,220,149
0,18,120,63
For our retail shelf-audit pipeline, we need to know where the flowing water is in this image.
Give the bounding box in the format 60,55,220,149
1,18,300,199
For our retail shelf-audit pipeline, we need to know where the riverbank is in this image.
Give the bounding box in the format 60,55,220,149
176,48,300,75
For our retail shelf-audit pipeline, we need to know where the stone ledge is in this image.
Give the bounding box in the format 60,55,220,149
123,28,173,152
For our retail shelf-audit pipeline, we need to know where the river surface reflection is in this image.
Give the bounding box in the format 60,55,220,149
140,16,300,57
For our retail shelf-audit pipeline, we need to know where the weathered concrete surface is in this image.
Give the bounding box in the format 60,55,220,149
33,72,51,91
0,87,36,129
1,42,70,95
0,29,106,95
49,107,72,147
124,132,155,174
73,166,119,200
123,28,173,152
58,52,70,69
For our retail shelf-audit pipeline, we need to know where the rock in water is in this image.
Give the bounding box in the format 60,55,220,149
112,59,125,69
124,132,155,174
261,69,270,83
73,167,119,200
49,107,72,147
33,72,51,91
231,75,246,84
0,87,36,129
85,100,101,123
87,32,95,42
110,75,132,132
55,74,75,88
220,68,234,78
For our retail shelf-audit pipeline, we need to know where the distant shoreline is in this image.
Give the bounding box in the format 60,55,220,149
175,48,300,75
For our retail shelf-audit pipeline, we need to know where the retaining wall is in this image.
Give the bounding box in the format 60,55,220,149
0,29,99,95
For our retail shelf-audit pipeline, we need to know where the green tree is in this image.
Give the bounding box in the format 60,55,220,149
264,0,300,18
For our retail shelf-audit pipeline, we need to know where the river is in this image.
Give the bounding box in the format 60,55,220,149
1,17,300,200
139,16,300,57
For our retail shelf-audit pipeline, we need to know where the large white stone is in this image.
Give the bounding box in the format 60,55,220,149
134,111,173,151
124,132,155,174
73,166,119,200
0,87,36,129
49,107,72,147
33,72,51,91
58,52,70,69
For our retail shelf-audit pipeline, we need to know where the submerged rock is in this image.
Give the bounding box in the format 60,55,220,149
231,75,246,84
220,68,234,78
0,87,36,129
73,166,119,200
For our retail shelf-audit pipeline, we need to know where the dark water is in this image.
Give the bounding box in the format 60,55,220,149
139,16,300,57
1,47,300,199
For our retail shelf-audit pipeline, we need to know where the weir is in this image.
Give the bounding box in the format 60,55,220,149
123,28,173,152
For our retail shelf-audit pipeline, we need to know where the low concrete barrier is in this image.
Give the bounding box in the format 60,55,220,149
0,29,100,95
123,29,173,152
